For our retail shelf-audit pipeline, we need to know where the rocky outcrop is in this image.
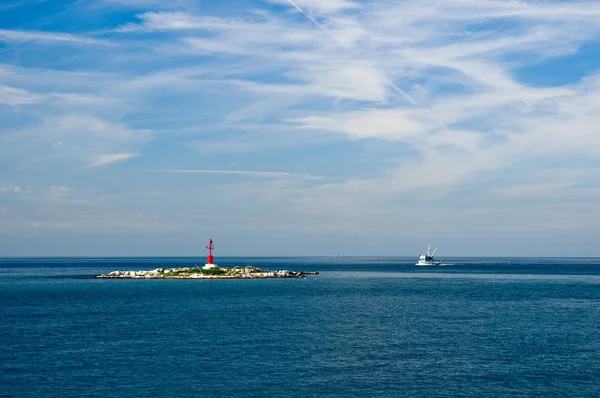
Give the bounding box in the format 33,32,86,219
96,266,318,279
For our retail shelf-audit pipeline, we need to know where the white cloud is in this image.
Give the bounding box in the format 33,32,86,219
0,85,42,105
290,109,430,140
126,12,223,31
1,116,150,168
153,169,322,179
98,0,194,9
0,84,119,111
0,186,32,195
285,61,388,102
3,0,600,244
0,29,107,45
130,190,167,196
0,1,27,11
9,186,32,193
88,153,141,167
48,186,70,194
95,1,600,206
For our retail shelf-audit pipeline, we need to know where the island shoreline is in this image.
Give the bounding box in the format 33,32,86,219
96,265,319,279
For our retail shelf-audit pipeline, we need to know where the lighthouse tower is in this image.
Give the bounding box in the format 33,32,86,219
203,238,218,270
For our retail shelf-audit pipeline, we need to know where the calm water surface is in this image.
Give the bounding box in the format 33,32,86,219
1,257,600,397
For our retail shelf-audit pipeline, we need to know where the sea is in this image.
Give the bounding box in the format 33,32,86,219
1,257,600,397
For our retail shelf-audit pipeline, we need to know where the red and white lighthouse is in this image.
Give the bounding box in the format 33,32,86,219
203,238,218,269
206,238,214,265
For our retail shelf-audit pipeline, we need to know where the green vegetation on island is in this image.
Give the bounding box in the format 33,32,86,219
97,265,317,279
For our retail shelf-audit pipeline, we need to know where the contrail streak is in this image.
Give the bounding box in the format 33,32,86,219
285,0,451,133
389,81,417,106
286,0,330,37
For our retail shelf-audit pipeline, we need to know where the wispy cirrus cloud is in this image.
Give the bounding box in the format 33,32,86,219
88,153,141,167
152,169,322,179
2,0,600,254
97,0,195,9
0,29,108,45
1,116,150,168
0,85,42,105
0,185,32,194
0,0,45,11
120,12,224,31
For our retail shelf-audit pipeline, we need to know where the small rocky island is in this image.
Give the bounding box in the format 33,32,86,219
97,265,319,279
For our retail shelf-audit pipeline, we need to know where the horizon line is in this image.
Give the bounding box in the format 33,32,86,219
1,255,599,259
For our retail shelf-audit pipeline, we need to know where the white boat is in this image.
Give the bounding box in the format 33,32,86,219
416,244,441,266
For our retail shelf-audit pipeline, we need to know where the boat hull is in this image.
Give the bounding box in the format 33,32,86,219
416,260,442,266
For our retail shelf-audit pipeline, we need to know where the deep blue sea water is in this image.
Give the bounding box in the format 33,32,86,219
1,257,600,397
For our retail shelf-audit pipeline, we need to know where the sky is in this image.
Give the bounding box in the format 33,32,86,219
1,0,600,257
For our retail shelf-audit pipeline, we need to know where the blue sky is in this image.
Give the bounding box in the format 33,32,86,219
1,0,600,257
